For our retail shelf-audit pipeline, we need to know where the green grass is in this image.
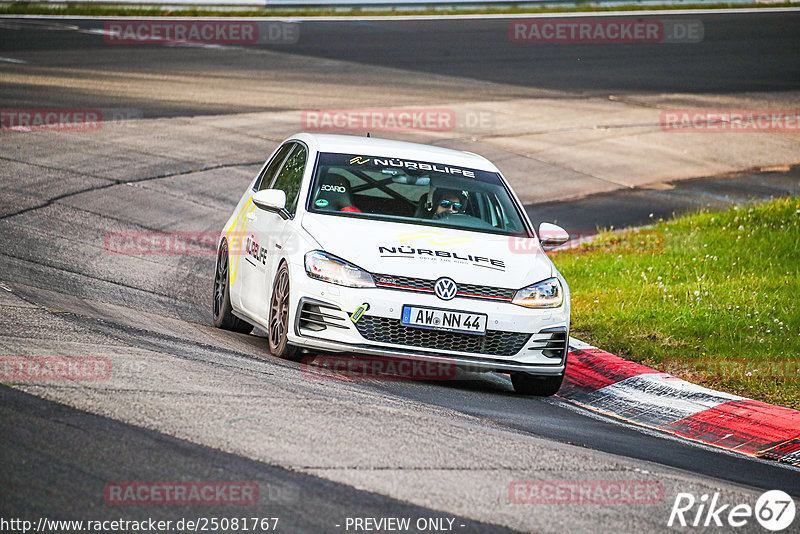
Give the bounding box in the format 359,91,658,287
1,2,797,18
551,196,800,409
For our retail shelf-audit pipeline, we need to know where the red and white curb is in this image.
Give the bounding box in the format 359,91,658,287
563,338,800,467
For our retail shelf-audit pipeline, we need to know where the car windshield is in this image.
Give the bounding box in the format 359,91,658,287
306,152,528,236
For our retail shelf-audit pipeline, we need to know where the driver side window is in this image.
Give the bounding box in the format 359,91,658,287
270,143,307,216
255,143,295,192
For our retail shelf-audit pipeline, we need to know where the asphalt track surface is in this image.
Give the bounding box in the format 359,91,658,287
1,10,799,533
1,385,516,533
1,11,799,117
525,165,800,234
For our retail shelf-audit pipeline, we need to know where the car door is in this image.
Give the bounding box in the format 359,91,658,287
230,142,295,310
239,142,308,322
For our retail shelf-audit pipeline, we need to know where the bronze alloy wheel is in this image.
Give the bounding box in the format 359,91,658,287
268,263,301,360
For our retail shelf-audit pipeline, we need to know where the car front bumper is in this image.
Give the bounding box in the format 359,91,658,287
286,263,569,376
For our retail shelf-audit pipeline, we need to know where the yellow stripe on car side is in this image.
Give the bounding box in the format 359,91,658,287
226,197,254,288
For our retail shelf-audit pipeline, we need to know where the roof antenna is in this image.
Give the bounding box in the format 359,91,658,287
366,132,371,138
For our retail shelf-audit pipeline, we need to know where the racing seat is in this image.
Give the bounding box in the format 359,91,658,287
413,192,431,219
315,170,360,212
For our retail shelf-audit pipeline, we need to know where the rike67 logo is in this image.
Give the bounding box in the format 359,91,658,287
668,490,796,531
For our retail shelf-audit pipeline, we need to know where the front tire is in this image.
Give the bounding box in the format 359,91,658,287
511,372,564,396
213,240,252,334
268,262,301,361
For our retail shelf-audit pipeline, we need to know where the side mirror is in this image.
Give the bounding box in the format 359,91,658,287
538,222,569,249
252,189,288,218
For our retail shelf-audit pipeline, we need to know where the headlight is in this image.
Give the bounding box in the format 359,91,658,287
512,277,563,308
304,251,375,288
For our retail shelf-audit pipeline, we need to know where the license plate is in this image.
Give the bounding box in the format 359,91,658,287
401,306,487,336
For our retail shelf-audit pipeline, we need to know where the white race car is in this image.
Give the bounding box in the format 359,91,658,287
214,133,571,395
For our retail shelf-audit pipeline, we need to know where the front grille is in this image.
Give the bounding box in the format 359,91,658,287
372,273,515,302
352,315,530,356
373,274,434,292
458,283,516,300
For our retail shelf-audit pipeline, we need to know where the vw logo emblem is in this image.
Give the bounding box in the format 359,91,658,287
434,277,458,301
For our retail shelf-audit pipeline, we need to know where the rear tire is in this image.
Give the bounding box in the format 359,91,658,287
268,262,302,361
511,372,564,396
213,240,252,334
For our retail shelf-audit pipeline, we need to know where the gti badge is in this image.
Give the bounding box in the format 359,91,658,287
434,277,458,300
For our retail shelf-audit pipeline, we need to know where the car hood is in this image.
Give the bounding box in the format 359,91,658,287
301,213,552,289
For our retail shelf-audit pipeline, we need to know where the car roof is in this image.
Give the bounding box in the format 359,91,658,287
291,133,499,172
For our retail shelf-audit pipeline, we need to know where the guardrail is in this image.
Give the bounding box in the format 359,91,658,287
7,0,778,8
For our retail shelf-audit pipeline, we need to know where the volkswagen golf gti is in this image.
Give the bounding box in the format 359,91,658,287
213,133,571,395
